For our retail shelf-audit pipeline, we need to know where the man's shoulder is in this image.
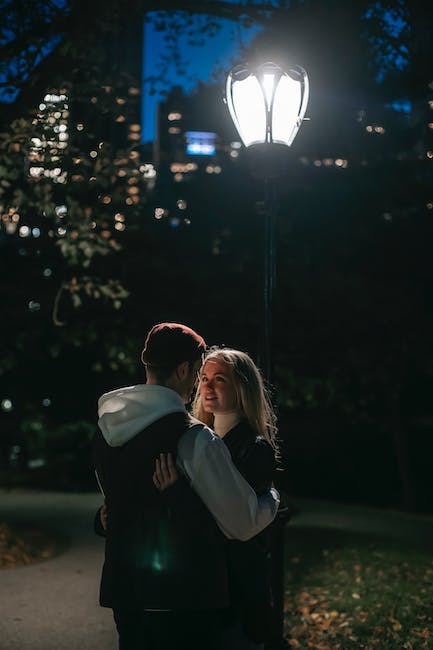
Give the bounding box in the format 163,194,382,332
184,414,214,440
177,415,218,458
186,414,211,431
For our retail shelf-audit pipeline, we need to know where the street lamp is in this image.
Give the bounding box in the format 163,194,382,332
226,61,309,649
226,61,309,380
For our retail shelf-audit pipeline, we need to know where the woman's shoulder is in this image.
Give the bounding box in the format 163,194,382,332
227,421,276,467
236,427,275,467
236,431,277,492
254,434,273,449
251,435,276,463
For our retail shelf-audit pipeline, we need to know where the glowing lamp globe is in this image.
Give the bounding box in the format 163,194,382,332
225,61,309,177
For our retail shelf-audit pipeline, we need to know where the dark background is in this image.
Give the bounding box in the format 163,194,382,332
0,0,432,514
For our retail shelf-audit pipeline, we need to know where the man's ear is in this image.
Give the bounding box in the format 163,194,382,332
176,361,189,380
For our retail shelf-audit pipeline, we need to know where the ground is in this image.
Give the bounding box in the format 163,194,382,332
0,521,59,569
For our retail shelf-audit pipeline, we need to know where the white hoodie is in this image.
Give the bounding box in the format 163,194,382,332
98,384,280,541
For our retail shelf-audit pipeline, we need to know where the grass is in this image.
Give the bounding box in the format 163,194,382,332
283,526,433,649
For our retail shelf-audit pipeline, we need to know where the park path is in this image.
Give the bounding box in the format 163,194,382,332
0,488,432,650
287,495,433,549
0,489,117,650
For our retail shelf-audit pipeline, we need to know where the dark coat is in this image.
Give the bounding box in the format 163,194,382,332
222,421,277,643
93,412,229,611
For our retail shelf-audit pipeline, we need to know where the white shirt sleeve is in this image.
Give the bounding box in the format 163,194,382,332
177,424,280,541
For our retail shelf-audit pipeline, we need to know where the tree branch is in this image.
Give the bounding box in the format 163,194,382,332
0,0,282,121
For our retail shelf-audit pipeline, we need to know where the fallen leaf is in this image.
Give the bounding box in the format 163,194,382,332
298,592,310,601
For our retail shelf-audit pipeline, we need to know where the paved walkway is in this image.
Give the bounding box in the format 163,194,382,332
1,488,432,649
288,496,433,549
0,489,117,650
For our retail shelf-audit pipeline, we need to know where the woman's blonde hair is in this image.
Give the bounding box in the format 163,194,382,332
192,347,278,450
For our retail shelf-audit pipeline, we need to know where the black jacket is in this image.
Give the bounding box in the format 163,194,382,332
93,411,229,611
222,421,277,642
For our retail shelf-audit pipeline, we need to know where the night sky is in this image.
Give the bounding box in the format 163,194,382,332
141,13,261,142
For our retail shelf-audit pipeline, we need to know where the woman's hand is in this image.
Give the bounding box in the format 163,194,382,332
153,452,178,491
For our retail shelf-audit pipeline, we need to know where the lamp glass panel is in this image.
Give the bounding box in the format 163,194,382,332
263,73,276,110
272,75,302,146
231,76,267,146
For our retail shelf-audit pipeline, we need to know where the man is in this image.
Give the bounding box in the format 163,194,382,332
93,322,280,650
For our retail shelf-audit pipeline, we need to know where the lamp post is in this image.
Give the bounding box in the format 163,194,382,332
225,61,309,648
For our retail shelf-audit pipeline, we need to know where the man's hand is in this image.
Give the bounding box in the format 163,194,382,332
153,452,178,491
100,501,107,531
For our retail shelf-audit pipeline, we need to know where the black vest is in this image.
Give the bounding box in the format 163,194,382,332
93,412,229,610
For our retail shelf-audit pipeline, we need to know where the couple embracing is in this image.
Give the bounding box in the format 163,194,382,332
93,322,281,650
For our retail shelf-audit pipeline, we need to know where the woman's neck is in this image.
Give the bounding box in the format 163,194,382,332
213,411,242,438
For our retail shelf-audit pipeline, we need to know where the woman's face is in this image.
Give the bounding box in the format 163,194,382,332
200,359,238,414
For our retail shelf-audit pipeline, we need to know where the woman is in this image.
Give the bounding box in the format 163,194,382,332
155,346,279,650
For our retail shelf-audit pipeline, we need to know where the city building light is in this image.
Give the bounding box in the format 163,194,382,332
170,162,198,173
140,163,157,179
185,131,217,156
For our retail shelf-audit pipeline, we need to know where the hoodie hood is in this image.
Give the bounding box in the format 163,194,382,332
98,384,186,447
